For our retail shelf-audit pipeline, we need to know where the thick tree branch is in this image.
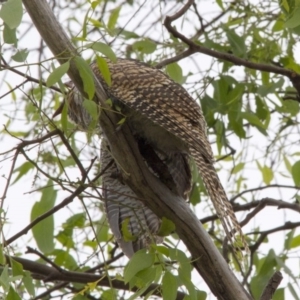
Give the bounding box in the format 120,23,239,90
21,0,251,299
5,256,187,300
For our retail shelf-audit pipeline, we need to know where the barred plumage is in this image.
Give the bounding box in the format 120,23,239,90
92,58,248,254
101,138,191,257
66,57,248,256
66,68,192,256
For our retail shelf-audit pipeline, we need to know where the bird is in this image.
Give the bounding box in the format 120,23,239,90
100,137,191,257
65,57,248,256
66,69,191,257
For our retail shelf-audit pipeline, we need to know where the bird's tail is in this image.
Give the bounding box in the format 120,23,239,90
192,150,249,257
101,141,162,258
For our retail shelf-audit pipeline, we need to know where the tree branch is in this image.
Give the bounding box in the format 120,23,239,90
6,256,187,300
201,197,300,225
230,185,300,203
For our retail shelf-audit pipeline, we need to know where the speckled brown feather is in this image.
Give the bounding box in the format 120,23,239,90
92,58,248,254
65,67,192,256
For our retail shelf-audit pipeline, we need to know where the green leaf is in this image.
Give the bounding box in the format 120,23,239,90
290,234,300,248
281,0,289,12
56,227,75,249
284,155,292,173
273,288,284,300
226,87,243,106
121,218,137,242
52,249,77,269
189,183,200,205
73,294,88,300
261,72,269,85
90,42,117,62
228,110,245,138
6,285,21,300
225,28,246,57
132,40,157,55
31,181,56,253
11,49,28,62
250,250,277,299
285,7,300,28
124,250,155,284
197,291,207,300
180,276,196,300
0,244,5,265
13,161,34,184
284,229,295,250
255,97,269,120
162,272,178,300
11,259,23,276
232,163,245,174
157,217,176,236
46,61,70,87
127,284,152,300
216,0,224,10
257,78,284,97
166,62,183,84
3,23,17,45
83,240,98,250
120,29,139,39
74,56,95,99
96,56,111,86
96,216,109,242
23,272,35,297
262,250,278,274
116,117,126,125
256,162,274,185
241,112,267,130
169,249,191,281
292,160,300,186
134,266,157,288
82,99,98,121
215,119,226,153
153,245,170,256
0,0,23,29
0,265,10,290
102,289,117,300
278,100,299,116
107,6,121,31
272,19,285,32
213,77,229,104
64,213,86,228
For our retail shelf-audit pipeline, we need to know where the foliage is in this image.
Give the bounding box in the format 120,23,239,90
1,0,300,299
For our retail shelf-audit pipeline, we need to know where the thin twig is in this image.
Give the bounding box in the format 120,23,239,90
230,185,300,202
0,63,62,94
